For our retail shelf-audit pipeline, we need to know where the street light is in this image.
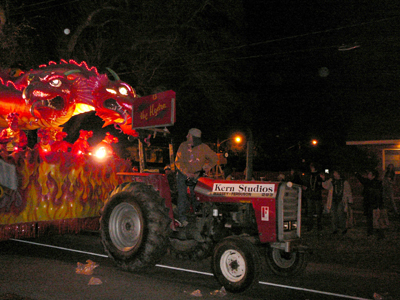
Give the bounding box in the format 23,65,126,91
234,135,242,144
217,134,243,153
214,134,243,178
286,139,319,150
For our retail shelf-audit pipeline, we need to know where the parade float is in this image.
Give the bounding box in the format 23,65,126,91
0,60,307,293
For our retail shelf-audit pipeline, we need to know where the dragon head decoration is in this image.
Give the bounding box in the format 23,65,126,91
0,60,139,135
21,60,100,127
19,60,137,135
22,71,81,127
89,68,138,136
90,73,135,123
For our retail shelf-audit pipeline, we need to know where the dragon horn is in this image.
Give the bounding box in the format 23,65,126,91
64,70,81,76
106,68,120,81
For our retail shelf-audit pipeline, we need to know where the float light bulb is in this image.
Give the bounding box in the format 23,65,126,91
94,147,107,159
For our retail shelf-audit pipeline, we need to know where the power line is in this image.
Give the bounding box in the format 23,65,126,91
7,1,400,63
117,44,341,75
171,15,400,60
5,2,400,78
8,0,81,17
119,16,400,73
8,0,399,55
9,0,61,10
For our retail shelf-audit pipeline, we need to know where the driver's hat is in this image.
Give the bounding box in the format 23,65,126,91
188,128,201,138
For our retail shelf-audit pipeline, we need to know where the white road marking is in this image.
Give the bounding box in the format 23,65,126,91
10,238,371,300
10,238,109,258
155,264,213,276
258,281,371,300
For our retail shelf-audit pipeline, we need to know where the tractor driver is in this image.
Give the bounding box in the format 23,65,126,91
175,128,218,227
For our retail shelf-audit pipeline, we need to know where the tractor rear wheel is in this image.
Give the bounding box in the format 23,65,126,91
100,182,171,272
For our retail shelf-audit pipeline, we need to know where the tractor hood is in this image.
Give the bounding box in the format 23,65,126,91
195,177,278,199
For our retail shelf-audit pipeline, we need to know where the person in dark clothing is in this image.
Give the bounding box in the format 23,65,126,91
355,170,385,238
305,163,324,231
321,170,353,235
223,164,234,180
288,168,303,185
383,164,398,216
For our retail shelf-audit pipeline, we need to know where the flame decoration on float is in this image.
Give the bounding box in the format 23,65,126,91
0,60,141,240
0,148,133,240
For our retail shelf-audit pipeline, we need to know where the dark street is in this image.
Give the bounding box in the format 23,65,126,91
1,211,399,300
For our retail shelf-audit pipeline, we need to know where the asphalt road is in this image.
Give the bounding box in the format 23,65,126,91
0,231,398,300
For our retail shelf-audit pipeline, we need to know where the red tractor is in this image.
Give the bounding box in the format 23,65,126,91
100,171,308,293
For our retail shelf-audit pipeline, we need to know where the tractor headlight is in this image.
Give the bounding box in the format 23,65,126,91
291,221,297,230
283,221,297,231
283,221,290,231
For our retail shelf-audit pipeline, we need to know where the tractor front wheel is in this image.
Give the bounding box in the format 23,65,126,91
265,246,308,276
212,236,261,293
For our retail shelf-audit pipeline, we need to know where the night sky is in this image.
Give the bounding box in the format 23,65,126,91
3,0,400,170
244,0,400,144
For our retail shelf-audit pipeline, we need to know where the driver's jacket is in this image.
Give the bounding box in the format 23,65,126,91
175,141,218,177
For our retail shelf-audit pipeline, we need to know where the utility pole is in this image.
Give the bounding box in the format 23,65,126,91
138,139,145,173
245,128,253,181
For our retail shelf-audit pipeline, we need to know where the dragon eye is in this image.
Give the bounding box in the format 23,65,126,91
50,79,62,87
119,86,128,95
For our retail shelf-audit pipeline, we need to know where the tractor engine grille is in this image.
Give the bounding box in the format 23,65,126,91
276,183,302,241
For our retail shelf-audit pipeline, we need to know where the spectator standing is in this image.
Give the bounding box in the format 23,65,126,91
355,170,385,238
277,173,286,181
305,163,324,231
383,164,399,216
175,128,218,227
321,170,353,235
223,164,234,180
243,167,255,181
287,168,303,185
